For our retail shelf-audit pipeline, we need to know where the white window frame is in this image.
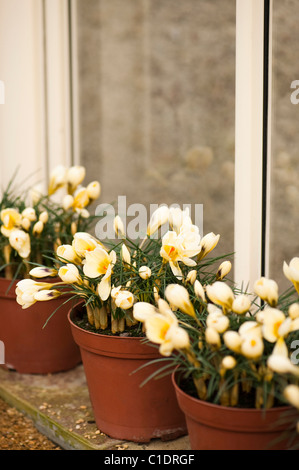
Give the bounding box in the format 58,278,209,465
0,0,273,290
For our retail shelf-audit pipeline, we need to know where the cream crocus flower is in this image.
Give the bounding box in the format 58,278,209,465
72,187,90,210
67,165,86,193
143,309,190,357
177,223,202,259
29,267,58,278
253,277,279,307
58,264,82,284
284,384,299,409
111,286,135,310
262,307,289,343
21,217,31,231
216,261,232,280
83,247,116,301
231,294,251,315
160,228,200,278
197,232,220,261
48,165,67,195
221,355,237,370
165,284,196,319
206,281,234,312
86,181,101,200
57,244,81,264
72,232,99,257
283,257,299,294
240,335,264,359
147,206,169,236
0,208,22,237
139,266,151,280
133,302,158,322
9,229,31,258
16,279,53,309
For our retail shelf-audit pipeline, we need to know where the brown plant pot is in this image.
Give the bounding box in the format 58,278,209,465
0,277,81,374
172,368,297,450
68,302,187,443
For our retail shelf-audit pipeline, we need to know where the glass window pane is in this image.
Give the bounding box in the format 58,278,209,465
75,0,235,263
269,0,299,289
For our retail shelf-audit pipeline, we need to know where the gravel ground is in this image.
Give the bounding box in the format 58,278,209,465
0,397,61,450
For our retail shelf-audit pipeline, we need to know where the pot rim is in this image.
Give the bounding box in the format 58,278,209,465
68,300,149,343
171,366,291,414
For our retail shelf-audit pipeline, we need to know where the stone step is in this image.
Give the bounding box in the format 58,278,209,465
0,365,190,451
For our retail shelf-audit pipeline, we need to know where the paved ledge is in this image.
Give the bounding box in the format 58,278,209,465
0,365,190,451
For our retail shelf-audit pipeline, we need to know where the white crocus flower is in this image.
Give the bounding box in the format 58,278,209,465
83,247,116,301
168,207,192,234
57,244,81,264
240,335,264,359
72,187,90,210
165,284,196,319
111,286,135,310
267,355,299,377
22,207,36,222
16,279,53,309
133,302,158,322
58,264,82,284
253,277,279,307
143,310,190,357
283,257,299,293
262,307,287,343
206,309,229,333
72,232,100,257
221,355,237,370
223,330,242,353
9,229,31,258
0,208,22,237
289,303,299,320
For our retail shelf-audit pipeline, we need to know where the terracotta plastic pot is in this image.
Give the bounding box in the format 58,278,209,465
0,277,81,374
172,369,296,450
68,302,187,443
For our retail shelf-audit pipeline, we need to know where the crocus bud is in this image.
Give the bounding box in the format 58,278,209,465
67,165,86,192
186,269,197,285
289,303,299,319
139,266,152,280
33,220,44,235
34,289,62,301
223,330,242,353
253,277,278,307
29,267,57,278
232,294,251,315
205,327,221,348
221,355,237,370
198,232,220,260
147,206,169,236
57,244,81,264
283,257,299,294
114,215,126,238
194,280,206,302
48,165,67,195
216,261,232,280
22,207,36,222
9,230,31,258
87,181,101,200
284,384,299,409
206,281,234,311
21,217,31,231
121,244,131,265
165,284,196,318
39,211,48,224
